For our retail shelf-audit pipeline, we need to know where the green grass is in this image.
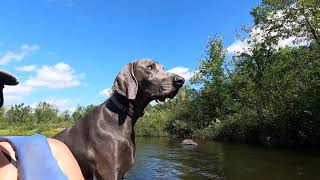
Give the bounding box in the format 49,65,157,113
0,127,65,137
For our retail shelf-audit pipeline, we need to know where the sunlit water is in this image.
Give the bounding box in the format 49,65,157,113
125,137,320,180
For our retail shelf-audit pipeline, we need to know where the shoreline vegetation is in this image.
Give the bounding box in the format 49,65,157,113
1,0,319,149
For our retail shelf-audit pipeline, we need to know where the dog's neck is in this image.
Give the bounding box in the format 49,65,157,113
107,91,151,125
131,90,153,118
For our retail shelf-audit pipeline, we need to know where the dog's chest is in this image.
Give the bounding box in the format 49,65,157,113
116,139,135,164
111,139,136,177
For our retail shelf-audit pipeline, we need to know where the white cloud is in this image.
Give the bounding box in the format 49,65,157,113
46,97,69,107
99,88,113,97
227,6,312,55
0,44,39,65
3,84,34,104
277,36,311,48
3,62,84,104
45,97,75,112
28,97,76,112
21,44,39,51
227,39,251,55
25,62,84,88
227,28,310,55
29,102,38,109
250,25,310,49
168,67,194,80
15,65,37,72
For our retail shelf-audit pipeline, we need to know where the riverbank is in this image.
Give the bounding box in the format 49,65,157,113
1,102,319,149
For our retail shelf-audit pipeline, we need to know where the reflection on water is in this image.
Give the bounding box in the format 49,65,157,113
125,137,320,180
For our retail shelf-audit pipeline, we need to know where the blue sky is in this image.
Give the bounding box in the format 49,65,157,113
0,0,260,111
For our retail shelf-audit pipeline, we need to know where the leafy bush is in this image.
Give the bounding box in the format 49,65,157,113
0,103,96,136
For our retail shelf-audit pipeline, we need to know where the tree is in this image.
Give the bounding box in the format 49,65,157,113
34,102,59,123
72,104,96,121
250,0,320,47
192,36,228,120
5,104,33,123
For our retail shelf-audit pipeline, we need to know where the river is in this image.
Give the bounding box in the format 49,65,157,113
125,137,320,180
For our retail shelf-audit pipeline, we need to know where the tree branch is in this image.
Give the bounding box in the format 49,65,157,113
301,2,320,46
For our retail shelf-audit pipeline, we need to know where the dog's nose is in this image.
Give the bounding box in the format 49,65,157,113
174,75,185,87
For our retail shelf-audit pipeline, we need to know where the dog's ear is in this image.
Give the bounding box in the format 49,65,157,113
113,62,138,100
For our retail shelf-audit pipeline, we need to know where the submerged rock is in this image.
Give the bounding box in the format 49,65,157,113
182,139,198,146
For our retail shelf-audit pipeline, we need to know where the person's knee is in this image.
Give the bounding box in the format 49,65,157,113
48,138,84,180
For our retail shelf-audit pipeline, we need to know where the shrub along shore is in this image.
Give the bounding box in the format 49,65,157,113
1,1,319,148
0,103,95,137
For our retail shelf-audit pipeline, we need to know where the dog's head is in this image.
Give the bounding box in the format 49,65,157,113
113,59,184,102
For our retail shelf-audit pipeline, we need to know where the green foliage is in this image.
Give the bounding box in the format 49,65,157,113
72,104,96,121
5,104,33,124
34,102,59,123
251,0,320,46
139,1,320,148
0,103,96,136
135,104,169,137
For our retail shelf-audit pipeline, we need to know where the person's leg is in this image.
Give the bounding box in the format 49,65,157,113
0,142,18,180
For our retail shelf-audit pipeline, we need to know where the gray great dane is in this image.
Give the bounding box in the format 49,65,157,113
53,59,185,180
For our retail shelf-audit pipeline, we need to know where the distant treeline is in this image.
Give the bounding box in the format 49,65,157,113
1,0,319,148
0,102,96,136
138,0,320,148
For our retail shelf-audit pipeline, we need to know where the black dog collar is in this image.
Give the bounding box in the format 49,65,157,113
108,92,145,118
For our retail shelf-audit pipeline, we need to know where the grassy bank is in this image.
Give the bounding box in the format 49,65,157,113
0,128,65,137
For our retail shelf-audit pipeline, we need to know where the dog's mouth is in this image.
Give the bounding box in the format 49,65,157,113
156,88,180,103
156,96,168,102
154,78,184,103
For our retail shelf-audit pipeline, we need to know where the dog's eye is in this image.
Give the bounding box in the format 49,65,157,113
147,65,154,70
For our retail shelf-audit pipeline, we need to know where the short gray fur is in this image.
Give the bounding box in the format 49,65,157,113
53,59,184,180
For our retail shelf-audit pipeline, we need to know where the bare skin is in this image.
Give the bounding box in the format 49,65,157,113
0,138,84,180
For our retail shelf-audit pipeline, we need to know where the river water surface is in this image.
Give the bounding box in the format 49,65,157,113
125,137,320,180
